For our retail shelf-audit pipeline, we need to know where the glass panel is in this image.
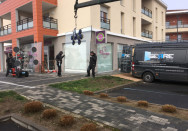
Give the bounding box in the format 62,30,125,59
51,23,57,29
117,44,124,69
28,21,33,28
23,23,28,30
64,42,87,72
18,25,22,31
97,43,113,72
43,21,50,28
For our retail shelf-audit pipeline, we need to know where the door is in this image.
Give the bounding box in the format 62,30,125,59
121,46,132,73
64,42,87,72
159,49,188,81
97,43,113,72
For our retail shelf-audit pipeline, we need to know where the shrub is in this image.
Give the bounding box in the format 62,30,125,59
117,96,127,102
80,123,97,131
24,101,43,113
162,104,177,113
99,93,108,98
83,90,94,95
60,115,75,126
137,101,149,107
42,109,57,119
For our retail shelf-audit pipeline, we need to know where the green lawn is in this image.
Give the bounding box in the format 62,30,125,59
0,91,26,102
50,76,132,94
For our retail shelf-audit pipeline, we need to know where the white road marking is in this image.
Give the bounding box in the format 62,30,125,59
0,81,36,89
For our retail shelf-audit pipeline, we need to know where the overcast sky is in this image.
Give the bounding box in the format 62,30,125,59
162,0,188,10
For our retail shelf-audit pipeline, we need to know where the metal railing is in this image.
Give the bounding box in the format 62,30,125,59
166,38,188,42
43,16,58,30
0,24,11,36
0,0,6,4
166,22,188,29
100,17,110,30
141,7,152,18
17,18,33,32
142,30,153,39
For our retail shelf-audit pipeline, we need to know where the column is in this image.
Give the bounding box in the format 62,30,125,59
33,0,44,72
0,43,4,72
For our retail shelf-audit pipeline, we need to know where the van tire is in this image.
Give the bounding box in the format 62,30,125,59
143,72,154,83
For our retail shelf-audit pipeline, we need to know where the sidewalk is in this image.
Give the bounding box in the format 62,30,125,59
16,86,188,131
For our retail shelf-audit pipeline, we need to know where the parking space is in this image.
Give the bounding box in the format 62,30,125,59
107,81,188,109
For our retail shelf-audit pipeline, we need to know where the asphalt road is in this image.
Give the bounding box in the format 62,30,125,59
107,81,188,109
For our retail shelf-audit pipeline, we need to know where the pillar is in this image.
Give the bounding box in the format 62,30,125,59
0,18,3,28
0,43,5,72
33,0,44,72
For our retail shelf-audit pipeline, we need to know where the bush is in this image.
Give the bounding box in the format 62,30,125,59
137,101,149,107
99,93,108,98
117,96,127,102
24,101,43,113
162,104,177,113
83,90,94,95
42,109,57,119
60,115,75,126
80,123,97,131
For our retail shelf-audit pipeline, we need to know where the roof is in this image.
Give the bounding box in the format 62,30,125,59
166,9,188,15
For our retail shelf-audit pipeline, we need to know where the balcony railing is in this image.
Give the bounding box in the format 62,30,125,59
101,17,110,30
43,17,58,30
0,0,6,4
142,30,153,39
141,7,152,18
17,18,33,32
166,38,188,42
166,23,188,29
0,24,11,36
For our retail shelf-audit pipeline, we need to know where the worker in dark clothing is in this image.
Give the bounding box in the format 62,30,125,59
85,51,97,78
56,51,65,77
6,54,14,77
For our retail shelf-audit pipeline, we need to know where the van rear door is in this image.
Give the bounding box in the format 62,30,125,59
159,49,188,82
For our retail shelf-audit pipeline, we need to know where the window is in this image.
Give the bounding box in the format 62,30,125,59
133,0,136,12
133,17,136,37
178,34,182,41
121,12,124,34
156,8,158,23
166,35,170,41
101,11,108,23
155,27,158,41
100,6,110,30
162,12,164,26
120,0,125,6
178,20,182,26
166,21,170,27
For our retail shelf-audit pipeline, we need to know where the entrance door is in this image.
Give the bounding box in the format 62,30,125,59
64,42,87,72
97,43,113,72
121,46,132,73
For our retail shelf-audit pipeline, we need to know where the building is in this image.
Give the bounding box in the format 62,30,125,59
0,0,167,73
166,9,188,42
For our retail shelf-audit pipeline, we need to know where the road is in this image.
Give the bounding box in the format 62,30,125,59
107,81,188,109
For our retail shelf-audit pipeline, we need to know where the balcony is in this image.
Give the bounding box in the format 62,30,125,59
101,17,110,30
166,23,188,29
43,17,58,30
0,24,11,36
0,0,6,4
17,18,33,32
141,7,152,18
142,30,153,39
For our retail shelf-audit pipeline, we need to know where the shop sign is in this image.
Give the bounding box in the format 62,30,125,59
96,31,107,44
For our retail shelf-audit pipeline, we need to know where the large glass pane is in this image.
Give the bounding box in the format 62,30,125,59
97,43,113,72
64,42,87,72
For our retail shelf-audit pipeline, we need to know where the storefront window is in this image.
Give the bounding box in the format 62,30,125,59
97,43,113,72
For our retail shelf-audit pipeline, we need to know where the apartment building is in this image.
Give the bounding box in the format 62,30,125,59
166,10,188,42
0,0,167,73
